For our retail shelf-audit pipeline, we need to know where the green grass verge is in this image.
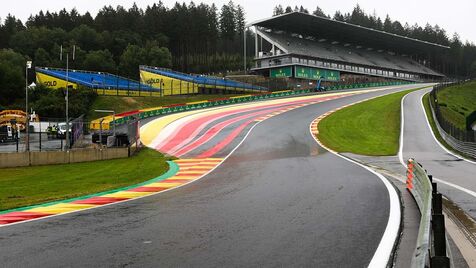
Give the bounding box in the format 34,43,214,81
422,92,475,160
88,94,242,120
317,88,421,156
0,148,169,211
437,81,476,129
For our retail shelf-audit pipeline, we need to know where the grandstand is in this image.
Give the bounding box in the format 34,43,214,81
249,12,448,82
36,67,156,96
140,66,268,94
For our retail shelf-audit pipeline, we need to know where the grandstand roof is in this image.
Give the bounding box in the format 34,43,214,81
249,12,450,55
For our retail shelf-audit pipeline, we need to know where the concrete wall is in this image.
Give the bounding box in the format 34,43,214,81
0,147,130,168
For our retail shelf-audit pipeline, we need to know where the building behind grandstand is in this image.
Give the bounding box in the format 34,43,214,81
248,12,448,83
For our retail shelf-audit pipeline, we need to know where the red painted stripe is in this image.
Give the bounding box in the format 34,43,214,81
158,101,290,153
172,107,284,157
0,211,53,224
116,110,140,117
126,186,169,192
197,119,256,158
164,103,186,108
162,179,192,183
71,197,129,205
164,95,349,154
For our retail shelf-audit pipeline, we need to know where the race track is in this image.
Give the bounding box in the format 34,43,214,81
0,85,420,267
401,88,476,220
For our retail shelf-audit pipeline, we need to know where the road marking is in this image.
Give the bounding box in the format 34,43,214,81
418,91,476,165
397,89,476,199
0,87,396,228
310,113,401,268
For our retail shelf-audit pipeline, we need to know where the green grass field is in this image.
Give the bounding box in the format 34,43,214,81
437,81,476,129
0,148,169,211
88,94,242,120
317,88,420,156
422,92,475,160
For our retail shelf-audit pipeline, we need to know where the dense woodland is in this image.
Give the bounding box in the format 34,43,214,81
1,2,476,112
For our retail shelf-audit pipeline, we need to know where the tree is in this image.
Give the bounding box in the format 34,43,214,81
333,11,345,21
313,6,326,17
383,15,393,33
285,6,293,13
0,49,25,105
70,24,100,51
235,5,245,35
34,48,51,66
470,61,476,78
273,5,284,16
220,1,236,40
119,44,146,79
82,49,116,72
147,45,172,68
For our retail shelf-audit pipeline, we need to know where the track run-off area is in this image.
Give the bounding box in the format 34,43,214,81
1,84,435,267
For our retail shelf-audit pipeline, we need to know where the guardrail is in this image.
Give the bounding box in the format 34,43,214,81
325,80,412,91
89,88,313,130
406,158,450,268
428,83,476,159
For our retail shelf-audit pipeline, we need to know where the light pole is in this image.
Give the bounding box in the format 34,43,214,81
65,53,70,150
25,61,32,151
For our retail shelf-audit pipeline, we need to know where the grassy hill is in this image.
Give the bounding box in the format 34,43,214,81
437,81,476,130
88,94,242,120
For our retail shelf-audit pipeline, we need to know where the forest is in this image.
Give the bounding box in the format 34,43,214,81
1,1,476,110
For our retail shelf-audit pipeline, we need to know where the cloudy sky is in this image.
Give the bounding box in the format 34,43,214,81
2,0,474,43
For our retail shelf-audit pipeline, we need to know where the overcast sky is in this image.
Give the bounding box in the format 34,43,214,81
2,0,474,43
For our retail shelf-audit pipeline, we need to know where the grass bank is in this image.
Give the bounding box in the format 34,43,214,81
436,81,476,129
317,88,421,156
0,148,169,211
88,94,242,120
422,92,475,160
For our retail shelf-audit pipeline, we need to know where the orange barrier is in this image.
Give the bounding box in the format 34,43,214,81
406,158,414,190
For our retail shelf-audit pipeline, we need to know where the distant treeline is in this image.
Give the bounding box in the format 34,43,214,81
274,4,476,78
1,1,476,109
0,0,252,79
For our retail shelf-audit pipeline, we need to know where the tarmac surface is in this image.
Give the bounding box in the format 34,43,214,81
0,85,420,267
401,88,476,220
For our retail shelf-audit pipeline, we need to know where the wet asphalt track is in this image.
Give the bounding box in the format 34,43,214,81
401,88,476,220
0,85,419,267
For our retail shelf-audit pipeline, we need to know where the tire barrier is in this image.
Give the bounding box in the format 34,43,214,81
406,158,450,268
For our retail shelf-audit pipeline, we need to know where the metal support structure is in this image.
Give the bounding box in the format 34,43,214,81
243,27,247,73
25,61,31,151
94,109,116,145
65,53,70,151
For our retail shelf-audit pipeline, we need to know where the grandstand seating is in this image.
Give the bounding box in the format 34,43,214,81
262,31,441,76
140,66,267,92
36,68,154,91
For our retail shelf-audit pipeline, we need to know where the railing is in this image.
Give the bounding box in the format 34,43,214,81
429,82,476,158
406,159,450,268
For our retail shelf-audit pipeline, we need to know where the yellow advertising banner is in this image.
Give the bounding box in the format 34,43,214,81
36,72,78,89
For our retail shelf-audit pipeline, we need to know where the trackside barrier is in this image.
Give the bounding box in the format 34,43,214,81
91,80,414,130
326,81,412,91
406,158,450,268
90,88,312,130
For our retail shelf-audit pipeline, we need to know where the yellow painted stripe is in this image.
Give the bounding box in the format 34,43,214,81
102,191,152,198
186,100,209,105
27,203,96,214
147,182,183,188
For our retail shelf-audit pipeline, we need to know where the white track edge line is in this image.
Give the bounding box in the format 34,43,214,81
310,116,400,268
397,89,476,199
